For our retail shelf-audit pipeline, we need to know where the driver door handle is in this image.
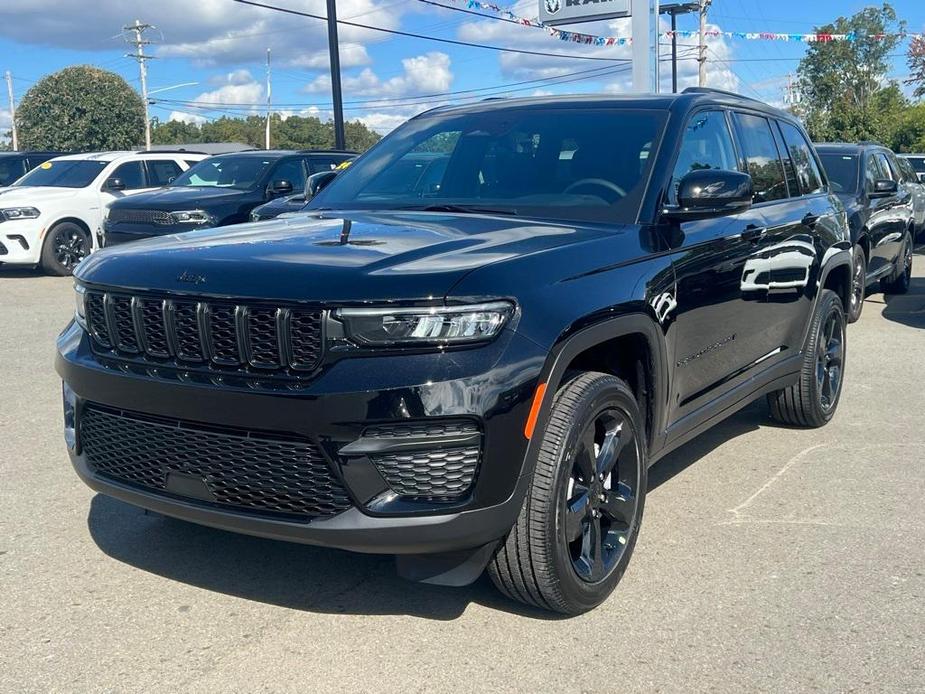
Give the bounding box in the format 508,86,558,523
740,225,767,243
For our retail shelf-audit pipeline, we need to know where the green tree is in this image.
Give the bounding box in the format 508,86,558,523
151,117,202,145
798,3,904,142
16,66,145,150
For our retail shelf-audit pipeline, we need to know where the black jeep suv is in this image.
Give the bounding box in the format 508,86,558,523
57,90,852,614
816,142,915,322
101,149,355,246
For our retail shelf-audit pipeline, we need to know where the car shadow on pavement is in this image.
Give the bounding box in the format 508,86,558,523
881,277,925,330
0,266,45,279
87,404,768,621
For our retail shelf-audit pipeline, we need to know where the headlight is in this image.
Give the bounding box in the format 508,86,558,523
170,209,215,225
250,210,261,222
74,284,87,330
336,301,514,347
1,206,40,220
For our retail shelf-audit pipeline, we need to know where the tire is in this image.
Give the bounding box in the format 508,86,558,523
767,289,846,428
847,244,866,323
487,371,647,615
880,232,912,295
40,221,92,276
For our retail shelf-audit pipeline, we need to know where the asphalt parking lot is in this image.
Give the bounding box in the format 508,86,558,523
1,258,923,694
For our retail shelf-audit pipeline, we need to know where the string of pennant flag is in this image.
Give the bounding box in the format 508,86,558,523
455,0,923,48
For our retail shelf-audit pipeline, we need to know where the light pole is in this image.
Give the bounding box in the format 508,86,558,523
659,2,699,93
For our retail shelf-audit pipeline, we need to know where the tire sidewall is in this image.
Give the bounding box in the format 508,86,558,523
805,290,846,424
848,244,866,323
544,378,648,613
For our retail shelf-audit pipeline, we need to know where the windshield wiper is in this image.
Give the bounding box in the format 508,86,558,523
405,203,518,216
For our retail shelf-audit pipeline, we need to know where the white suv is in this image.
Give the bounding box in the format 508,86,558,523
0,151,207,275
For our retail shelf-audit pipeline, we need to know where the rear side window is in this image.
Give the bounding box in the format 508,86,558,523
147,159,182,186
110,161,146,190
668,110,738,205
897,157,919,183
732,113,787,203
308,157,343,174
779,122,825,195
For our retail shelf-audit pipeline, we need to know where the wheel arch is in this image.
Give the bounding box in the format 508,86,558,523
43,216,93,241
819,248,853,313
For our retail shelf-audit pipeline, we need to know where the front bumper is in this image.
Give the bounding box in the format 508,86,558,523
56,320,545,555
0,218,44,264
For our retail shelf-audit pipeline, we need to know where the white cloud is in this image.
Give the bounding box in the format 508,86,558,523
0,0,400,68
191,69,265,113
305,52,453,99
168,110,207,125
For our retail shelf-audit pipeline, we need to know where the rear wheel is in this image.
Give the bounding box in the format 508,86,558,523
768,289,845,428
847,244,866,323
881,233,912,295
40,221,91,276
488,372,647,615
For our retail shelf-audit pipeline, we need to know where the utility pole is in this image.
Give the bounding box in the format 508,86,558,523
4,71,17,150
124,19,156,151
265,48,271,150
698,0,711,87
326,0,346,150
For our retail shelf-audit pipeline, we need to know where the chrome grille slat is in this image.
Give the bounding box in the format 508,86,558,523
83,290,324,377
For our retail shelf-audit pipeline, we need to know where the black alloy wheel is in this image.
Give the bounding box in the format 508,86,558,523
847,244,866,323
815,308,845,413
564,409,639,583
41,222,91,276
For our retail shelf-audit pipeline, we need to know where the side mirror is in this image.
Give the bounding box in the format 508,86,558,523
869,179,898,198
105,177,126,191
269,179,293,196
304,170,338,200
664,169,753,221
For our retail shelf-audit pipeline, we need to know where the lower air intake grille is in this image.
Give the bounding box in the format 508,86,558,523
371,447,481,499
81,405,352,520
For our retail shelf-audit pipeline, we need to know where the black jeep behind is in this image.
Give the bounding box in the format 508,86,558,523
57,89,852,614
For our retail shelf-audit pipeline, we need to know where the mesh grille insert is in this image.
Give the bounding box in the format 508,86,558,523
81,405,352,519
371,447,481,500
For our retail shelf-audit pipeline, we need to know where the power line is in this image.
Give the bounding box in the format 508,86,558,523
232,0,630,62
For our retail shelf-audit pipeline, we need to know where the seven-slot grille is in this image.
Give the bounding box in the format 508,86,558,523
107,209,173,225
83,290,323,373
80,404,352,520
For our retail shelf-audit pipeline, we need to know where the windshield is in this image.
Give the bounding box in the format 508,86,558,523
819,153,858,194
308,107,667,224
14,160,108,188
171,156,273,190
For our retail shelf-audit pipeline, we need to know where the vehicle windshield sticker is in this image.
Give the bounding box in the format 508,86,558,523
40,162,53,169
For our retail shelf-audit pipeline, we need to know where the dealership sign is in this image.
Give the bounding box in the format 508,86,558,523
539,0,631,26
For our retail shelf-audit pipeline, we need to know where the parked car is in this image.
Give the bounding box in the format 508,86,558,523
816,142,915,322
102,149,356,245
898,153,925,183
59,89,852,615
250,156,356,222
0,151,206,275
0,151,66,188
894,155,925,239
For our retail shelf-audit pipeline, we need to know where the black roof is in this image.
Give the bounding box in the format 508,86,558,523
206,149,356,159
0,150,66,157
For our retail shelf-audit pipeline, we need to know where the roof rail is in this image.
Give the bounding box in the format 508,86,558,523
857,140,886,147
682,86,763,103
296,148,358,154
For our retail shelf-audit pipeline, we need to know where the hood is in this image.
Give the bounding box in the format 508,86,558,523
0,186,81,204
110,186,250,209
76,210,617,303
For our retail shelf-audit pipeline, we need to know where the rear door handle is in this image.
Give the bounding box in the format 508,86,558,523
740,225,767,243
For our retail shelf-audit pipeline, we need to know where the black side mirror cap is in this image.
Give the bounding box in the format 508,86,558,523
269,179,293,195
663,169,753,221
304,170,338,200
869,178,898,198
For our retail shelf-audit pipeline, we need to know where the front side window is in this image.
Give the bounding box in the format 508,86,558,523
110,161,146,190
171,156,274,190
779,121,825,195
818,153,858,194
904,156,925,174
875,152,897,181
309,107,668,224
866,154,886,191
270,158,307,190
667,110,738,205
14,160,108,188
733,113,787,203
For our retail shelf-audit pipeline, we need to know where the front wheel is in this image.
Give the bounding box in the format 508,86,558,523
488,372,647,615
881,233,913,295
767,289,846,428
40,222,92,276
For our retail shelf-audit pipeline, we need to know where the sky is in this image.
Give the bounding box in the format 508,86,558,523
0,0,923,140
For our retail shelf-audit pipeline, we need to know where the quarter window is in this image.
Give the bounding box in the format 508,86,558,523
732,113,788,203
779,121,825,195
668,110,738,205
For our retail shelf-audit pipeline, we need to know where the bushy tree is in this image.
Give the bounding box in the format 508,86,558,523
16,66,145,150
798,3,904,142
907,36,925,100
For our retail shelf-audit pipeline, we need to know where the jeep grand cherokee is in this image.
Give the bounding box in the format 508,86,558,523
57,89,852,614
